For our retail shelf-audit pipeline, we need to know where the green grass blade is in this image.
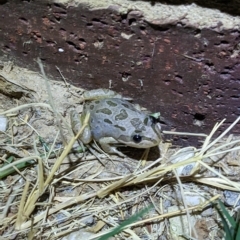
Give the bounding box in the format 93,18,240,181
233,212,240,240
98,205,153,240
39,136,50,152
0,159,35,179
216,206,233,240
234,222,240,240
2,156,14,166
214,200,235,240
218,200,236,229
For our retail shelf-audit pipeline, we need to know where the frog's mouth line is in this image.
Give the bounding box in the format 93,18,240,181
117,137,159,148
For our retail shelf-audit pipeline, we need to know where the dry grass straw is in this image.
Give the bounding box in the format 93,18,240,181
1,67,240,238
1,110,239,238
14,113,90,230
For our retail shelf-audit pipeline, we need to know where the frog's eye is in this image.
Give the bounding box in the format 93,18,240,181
133,134,142,143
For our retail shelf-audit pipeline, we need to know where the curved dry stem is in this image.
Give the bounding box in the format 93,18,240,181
0,103,52,115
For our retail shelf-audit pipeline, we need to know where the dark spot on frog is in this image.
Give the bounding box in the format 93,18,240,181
115,109,128,120
89,104,95,110
97,108,112,115
121,103,130,109
130,118,146,131
94,100,100,104
104,119,113,124
106,100,118,107
121,103,136,111
144,117,149,125
114,125,126,131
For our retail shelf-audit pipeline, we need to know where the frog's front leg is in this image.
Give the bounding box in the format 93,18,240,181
70,110,92,144
98,137,126,157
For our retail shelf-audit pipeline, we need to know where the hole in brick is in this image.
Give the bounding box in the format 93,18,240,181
92,18,100,22
66,41,81,52
66,41,76,47
194,29,201,35
121,13,127,21
221,40,229,45
32,31,42,38
216,95,223,100
53,3,61,7
70,32,77,38
214,40,230,48
220,72,231,79
163,79,171,85
171,89,183,97
19,17,28,25
193,113,205,121
56,11,67,17
4,45,10,51
128,18,136,26
232,88,239,92
205,62,214,67
79,38,86,48
78,37,85,41
175,75,183,84
86,23,93,28
120,72,131,82
46,40,56,47
150,25,170,32
54,16,61,22
59,28,67,37
224,66,232,71
231,95,239,100
216,88,223,92
53,3,66,9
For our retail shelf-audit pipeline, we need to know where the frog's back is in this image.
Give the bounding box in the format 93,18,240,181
84,98,137,139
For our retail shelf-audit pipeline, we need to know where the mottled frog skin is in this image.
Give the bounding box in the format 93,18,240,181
71,89,162,156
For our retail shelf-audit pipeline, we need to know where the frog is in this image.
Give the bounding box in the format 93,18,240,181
71,89,162,157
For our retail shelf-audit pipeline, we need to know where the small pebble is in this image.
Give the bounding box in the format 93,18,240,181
170,147,196,175
224,190,240,207
0,115,7,132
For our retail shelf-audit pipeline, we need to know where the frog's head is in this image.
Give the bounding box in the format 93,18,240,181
118,115,162,148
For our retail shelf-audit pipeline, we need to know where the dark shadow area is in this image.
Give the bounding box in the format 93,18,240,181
0,0,7,4
119,146,161,160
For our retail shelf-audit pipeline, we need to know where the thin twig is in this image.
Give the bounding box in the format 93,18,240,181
37,58,67,146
